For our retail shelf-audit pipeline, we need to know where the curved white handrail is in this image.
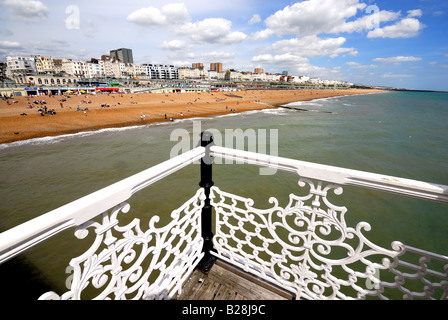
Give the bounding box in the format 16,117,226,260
0,147,205,264
210,145,448,204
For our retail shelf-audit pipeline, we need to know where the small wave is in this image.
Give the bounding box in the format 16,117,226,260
282,94,364,108
0,125,146,150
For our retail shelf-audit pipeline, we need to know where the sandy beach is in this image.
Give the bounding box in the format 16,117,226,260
0,88,383,144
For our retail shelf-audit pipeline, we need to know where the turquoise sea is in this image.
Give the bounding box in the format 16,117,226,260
0,90,447,299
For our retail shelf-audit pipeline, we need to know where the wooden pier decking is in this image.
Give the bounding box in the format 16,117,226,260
174,260,293,300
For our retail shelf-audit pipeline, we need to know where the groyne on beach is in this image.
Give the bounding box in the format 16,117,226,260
0,88,384,145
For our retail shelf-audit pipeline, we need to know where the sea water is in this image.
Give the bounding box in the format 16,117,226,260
1,91,447,299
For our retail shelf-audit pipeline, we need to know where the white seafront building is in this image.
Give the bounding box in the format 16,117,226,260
2,52,353,88
144,64,178,80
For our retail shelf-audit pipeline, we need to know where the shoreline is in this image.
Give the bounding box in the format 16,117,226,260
0,88,384,145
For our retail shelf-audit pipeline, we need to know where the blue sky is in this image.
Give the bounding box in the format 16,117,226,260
0,0,447,90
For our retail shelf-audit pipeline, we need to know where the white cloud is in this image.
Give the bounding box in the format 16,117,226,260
264,0,366,36
126,3,190,27
249,14,261,24
331,10,400,33
382,72,415,78
373,56,422,63
257,1,425,41
1,0,49,22
252,53,308,64
159,40,187,51
0,41,21,48
367,18,424,38
270,35,357,58
407,9,422,18
250,28,274,41
346,61,376,69
127,4,246,46
177,18,247,45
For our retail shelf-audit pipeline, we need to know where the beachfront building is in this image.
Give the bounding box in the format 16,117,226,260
218,72,226,80
178,67,192,80
192,63,204,69
296,75,310,84
210,62,223,73
124,64,135,78
143,64,178,80
53,59,63,74
86,62,101,79
99,59,114,78
241,72,253,82
208,71,218,81
224,69,242,81
253,72,268,82
11,73,77,87
110,61,128,78
309,77,323,85
110,48,134,64
178,67,208,80
0,62,7,82
60,59,88,78
6,56,37,78
132,64,148,79
33,55,56,75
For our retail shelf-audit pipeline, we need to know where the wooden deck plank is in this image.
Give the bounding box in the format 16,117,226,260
174,261,290,300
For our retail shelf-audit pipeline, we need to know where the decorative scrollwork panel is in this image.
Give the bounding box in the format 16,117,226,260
40,189,205,300
210,180,448,300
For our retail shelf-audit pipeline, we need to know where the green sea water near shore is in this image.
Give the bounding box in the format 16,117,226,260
1,91,447,299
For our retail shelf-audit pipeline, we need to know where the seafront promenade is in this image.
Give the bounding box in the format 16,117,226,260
0,88,383,144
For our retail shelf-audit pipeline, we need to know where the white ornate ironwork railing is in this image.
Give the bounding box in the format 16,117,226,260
39,191,205,300
0,147,207,300
208,146,448,300
0,136,447,300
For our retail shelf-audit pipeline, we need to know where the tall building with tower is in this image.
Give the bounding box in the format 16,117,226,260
109,48,134,64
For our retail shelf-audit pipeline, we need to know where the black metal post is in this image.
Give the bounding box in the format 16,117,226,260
197,131,216,273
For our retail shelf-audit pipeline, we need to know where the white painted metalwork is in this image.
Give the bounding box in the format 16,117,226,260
0,147,205,265
209,145,448,204
0,145,447,300
0,147,205,300
208,146,448,300
40,190,205,300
